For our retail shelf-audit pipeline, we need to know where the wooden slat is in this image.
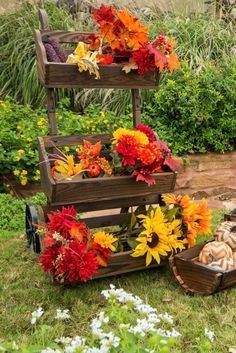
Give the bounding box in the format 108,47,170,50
51,172,176,205
39,9,50,30
47,194,161,213
42,133,111,148
41,30,94,43
92,251,166,279
80,212,132,228
44,62,159,89
34,30,47,84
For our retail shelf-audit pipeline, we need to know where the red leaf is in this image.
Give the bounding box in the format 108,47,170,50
132,170,156,186
164,155,181,171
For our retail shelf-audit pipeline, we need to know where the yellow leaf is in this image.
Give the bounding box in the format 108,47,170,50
122,61,138,74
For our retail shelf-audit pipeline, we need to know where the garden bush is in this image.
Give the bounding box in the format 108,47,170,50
144,60,236,155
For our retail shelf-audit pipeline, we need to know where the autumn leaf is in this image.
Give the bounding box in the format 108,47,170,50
51,155,84,180
167,52,180,73
67,42,100,79
122,60,138,73
146,43,167,71
70,222,89,241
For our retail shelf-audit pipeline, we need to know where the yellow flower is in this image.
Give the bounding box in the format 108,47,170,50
20,177,27,186
17,149,25,155
93,231,117,252
112,128,149,145
13,170,20,176
27,137,32,142
100,111,105,117
37,118,46,127
167,219,187,253
133,207,171,265
21,170,28,175
15,156,20,161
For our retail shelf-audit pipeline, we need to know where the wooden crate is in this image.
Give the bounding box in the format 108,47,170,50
169,211,236,295
38,133,177,211
34,29,160,89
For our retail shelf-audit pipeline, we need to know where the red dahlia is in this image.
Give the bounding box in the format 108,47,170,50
56,241,98,283
135,124,156,143
47,206,77,239
132,48,156,75
39,245,60,273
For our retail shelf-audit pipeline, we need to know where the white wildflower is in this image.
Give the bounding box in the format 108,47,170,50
55,337,72,345
156,328,181,338
31,307,44,325
135,303,157,315
146,313,160,324
205,328,215,342
99,332,120,348
55,309,70,320
129,318,156,337
158,312,174,325
64,336,86,353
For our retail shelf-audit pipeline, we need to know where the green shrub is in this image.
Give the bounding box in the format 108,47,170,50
0,98,131,185
0,192,46,232
143,61,236,154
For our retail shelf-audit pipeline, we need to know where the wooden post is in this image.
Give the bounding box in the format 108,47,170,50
131,89,141,127
47,88,57,135
39,9,50,30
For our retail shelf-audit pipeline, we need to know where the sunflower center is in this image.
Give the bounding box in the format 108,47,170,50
148,233,160,248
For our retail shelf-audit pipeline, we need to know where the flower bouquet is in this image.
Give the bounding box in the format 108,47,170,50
66,4,180,78
49,124,180,186
43,4,180,81
39,194,212,284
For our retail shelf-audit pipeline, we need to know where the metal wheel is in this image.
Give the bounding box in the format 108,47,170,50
25,205,43,254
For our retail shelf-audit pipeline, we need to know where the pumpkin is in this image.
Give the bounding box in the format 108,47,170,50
198,241,233,264
214,221,236,251
208,257,236,272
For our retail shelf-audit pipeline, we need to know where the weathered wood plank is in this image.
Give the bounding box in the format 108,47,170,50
41,30,93,43
52,173,176,204
42,133,111,148
44,63,159,89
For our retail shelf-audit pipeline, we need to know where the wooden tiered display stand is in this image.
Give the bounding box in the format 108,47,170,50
26,9,177,279
169,208,236,295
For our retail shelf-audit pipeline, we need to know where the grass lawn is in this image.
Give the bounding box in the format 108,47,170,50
0,200,236,352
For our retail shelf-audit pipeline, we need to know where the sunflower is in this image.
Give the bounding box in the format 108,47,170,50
166,219,187,253
162,194,191,209
132,207,171,265
93,231,117,252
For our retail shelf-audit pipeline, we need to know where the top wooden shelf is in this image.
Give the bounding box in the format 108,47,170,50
34,28,160,89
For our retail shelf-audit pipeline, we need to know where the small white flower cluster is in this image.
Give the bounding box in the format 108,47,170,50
38,285,184,353
204,328,215,342
102,284,181,339
31,307,44,325
55,309,70,320
64,336,86,353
